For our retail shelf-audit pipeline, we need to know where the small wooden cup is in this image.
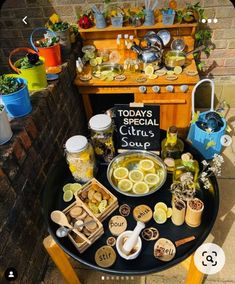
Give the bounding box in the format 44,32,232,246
185,198,204,228
171,198,186,226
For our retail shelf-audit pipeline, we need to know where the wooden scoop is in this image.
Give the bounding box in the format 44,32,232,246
50,210,91,244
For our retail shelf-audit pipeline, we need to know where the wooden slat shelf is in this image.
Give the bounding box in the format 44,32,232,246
78,22,198,33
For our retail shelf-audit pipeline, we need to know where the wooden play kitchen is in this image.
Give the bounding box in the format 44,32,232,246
74,22,199,136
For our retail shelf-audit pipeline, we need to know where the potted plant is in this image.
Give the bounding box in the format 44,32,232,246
0,75,32,118
8,48,48,91
46,13,71,54
30,27,62,72
0,104,13,145
127,8,145,26
161,8,175,25
176,2,203,23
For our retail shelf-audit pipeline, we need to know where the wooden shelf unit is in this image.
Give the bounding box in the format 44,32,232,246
75,23,200,137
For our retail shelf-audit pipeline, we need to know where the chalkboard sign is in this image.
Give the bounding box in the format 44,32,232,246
114,104,160,152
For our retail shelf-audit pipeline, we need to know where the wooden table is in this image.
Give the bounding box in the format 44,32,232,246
74,23,200,137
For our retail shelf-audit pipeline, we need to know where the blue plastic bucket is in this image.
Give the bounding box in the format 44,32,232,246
1,78,32,118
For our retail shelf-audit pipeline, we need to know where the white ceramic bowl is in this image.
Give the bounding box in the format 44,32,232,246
116,230,142,260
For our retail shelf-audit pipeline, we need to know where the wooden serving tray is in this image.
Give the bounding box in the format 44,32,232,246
63,200,104,253
75,178,119,222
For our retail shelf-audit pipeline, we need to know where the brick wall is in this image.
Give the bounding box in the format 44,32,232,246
0,0,235,78
0,43,87,283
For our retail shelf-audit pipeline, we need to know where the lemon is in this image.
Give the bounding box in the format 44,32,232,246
154,202,168,213
96,57,103,65
129,170,144,183
63,189,73,202
69,164,76,173
166,207,172,218
87,52,95,59
174,66,183,75
70,183,82,193
139,159,154,172
98,200,108,213
148,74,158,80
118,179,133,192
144,65,154,76
113,167,129,180
63,183,72,192
153,208,167,224
167,70,175,75
144,173,160,187
132,181,149,194
89,58,97,66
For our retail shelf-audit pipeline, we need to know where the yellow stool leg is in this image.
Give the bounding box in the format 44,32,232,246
43,235,81,284
185,254,204,284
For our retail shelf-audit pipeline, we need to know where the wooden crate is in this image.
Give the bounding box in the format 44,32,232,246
63,200,104,253
75,178,119,222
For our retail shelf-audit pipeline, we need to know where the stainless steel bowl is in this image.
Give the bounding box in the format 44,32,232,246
157,30,171,46
107,150,167,197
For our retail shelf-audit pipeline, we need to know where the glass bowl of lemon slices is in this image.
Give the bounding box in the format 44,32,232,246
107,150,167,197
92,63,124,81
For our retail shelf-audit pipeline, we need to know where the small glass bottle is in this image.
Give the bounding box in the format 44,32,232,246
124,34,129,58
89,114,115,163
173,154,199,183
161,126,184,161
65,135,96,183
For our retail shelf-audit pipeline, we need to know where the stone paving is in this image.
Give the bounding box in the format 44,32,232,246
42,110,235,284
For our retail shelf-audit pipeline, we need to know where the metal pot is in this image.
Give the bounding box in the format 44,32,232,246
164,45,205,68
131,34,163,64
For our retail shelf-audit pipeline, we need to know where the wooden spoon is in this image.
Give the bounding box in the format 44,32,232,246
51,210,91,244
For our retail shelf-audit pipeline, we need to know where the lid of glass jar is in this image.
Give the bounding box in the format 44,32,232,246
89,114,112,131
65,135,88,153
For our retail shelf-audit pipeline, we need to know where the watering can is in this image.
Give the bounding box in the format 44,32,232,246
187,79,226,159
9,47,47,91
30,27,62,69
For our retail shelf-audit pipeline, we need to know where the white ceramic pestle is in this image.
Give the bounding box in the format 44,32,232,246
122,221,145,255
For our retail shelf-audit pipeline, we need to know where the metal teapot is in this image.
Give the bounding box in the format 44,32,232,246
131,32,163,64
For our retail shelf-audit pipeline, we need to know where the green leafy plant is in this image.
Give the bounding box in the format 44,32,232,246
176,2,205,23
0,75,24,95
46,14,69,32
35,36,60,48
194,29,213,71
18,53,43,69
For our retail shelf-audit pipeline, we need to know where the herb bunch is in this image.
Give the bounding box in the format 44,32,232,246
0,75,23,95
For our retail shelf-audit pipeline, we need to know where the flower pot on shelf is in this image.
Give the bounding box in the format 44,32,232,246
143,9,155,26
95,13,106,29
30,27,62,70
8,47,47,91
111,16,123,27
0,106,13,145
162,9,175,25
0,77,32,118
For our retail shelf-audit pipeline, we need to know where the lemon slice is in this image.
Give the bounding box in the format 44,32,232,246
174,66,183,75
63,189,73,202
132,182,149,194
118,179,133,192
139,159,154,172
89,202,99,214
144,65,154,76
129,170,144,183
153,208,167,224
63,183,72,192
148,74,158,80
166,207,172,218
154,202,168,213
113,167,129,180
90,58,97,66
144,173,160,187
70,183,82,193
98,200,108,213
87,52,95,59
96,57,103,65
167,70,175,75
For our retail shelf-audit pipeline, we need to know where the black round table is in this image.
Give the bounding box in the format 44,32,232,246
42,141,219,276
